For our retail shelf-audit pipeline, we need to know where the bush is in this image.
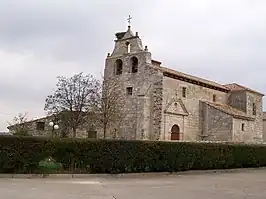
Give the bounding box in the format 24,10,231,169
1,135,266,174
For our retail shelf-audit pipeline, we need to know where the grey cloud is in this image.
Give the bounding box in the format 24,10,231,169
0,80,49,105
0,0,155,62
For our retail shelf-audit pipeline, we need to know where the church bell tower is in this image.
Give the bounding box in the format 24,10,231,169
104,16,152,80
103,16,153,139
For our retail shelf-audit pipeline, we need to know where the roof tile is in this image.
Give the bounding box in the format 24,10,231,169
202,101,254,121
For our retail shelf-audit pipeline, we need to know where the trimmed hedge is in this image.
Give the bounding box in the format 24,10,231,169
1,135,266,174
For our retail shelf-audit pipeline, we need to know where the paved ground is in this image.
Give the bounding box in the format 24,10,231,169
1,169,266,198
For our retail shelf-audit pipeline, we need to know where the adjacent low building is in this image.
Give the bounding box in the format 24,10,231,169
7,113,98,139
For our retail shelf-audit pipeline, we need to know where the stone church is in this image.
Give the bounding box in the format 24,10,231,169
104,25,264,143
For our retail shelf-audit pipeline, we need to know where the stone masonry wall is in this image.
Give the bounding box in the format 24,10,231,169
232,118,254,142
104,48,163,140
263,118,266,142
162,76,228,141
227,90,263,142
137,65,164,140
149,78,163,140
8,117,97,139
9,117,53,137
228,91,247,112
246,92,263,141
104,53,145,140
201,103,233,141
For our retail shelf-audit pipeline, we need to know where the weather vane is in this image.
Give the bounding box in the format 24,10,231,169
127,15,132,26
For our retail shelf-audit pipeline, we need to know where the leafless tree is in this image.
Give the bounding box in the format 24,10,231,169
44,73,100,138
92,77,127,139
7,112,30,136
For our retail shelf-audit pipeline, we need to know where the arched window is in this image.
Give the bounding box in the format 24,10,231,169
130,56,138,73
115,59,123,75
126,42,131,54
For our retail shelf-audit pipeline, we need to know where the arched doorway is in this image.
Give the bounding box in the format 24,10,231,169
171,124,180,140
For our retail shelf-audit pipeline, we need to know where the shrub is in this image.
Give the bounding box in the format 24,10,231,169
1,135,266,174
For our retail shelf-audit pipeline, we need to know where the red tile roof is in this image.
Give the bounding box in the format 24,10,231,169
151,64,229,91
203,101,254,121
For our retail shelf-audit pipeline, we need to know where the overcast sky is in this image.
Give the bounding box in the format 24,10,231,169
0,0,266,131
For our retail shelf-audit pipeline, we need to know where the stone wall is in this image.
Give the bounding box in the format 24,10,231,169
263,114,266,141
228,91,247,112
232,118,254,142
104,51,160,140
227,89,263,142
8,116,98,139
8,117,53,137
201,102,233,141
161,76,228,141
149,78,163,140
246,92,263,141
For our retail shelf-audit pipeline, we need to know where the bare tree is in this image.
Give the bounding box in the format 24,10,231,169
92,77,127,138
44,73,100,138
7,112,30,136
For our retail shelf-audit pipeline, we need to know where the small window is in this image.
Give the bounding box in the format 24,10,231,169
182,87,187,98
213,94,216,102
241,123,245,131
126,87,133,95
115,59,123,75
36,122,45,131
252,103,256,115
130,56,138,73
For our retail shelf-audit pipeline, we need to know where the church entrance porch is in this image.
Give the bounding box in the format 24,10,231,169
171,124,181,140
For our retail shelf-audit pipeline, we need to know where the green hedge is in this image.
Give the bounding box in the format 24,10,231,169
1,135,266,174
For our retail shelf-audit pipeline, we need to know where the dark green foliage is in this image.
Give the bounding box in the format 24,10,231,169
1,136,266,174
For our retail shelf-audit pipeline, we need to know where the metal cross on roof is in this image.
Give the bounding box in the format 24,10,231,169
127,15,132,26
